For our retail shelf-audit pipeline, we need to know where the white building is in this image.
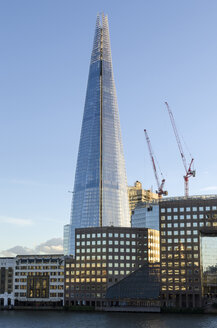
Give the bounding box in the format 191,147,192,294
14,254,64,307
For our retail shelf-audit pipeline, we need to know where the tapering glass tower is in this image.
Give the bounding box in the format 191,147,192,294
69,14,130,254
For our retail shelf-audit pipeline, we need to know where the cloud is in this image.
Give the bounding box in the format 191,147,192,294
0,216,33,226
9,178,48,187
0,238,63,257
200,186,217,192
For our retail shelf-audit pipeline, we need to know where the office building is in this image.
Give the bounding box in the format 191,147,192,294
64,226,159,307
131,201,159,230
159,195,217,308
14,255,64,307
68,14,130,254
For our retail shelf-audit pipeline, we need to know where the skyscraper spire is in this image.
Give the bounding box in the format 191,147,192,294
68,14,130,254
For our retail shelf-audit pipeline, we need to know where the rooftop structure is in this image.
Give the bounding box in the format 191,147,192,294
128,181,158,217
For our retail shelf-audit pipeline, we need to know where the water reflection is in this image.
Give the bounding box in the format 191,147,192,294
201,234,217,296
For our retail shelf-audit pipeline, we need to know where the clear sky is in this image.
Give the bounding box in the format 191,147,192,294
1,0,217,252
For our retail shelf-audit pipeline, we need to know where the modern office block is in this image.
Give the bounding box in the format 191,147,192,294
159,195,217,308
64,226,159,307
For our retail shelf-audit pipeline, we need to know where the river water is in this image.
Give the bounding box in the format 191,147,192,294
0,311,217,328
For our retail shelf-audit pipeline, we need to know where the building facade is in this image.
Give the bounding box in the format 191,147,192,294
68,14,130,255
0,258,15,307
159,195,217,308
131,201,159,230
64,226,159,307
63,224,70,255
128,181,158,217
14,255,64,307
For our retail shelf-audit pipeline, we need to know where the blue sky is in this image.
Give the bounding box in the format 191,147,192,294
1,0,217,251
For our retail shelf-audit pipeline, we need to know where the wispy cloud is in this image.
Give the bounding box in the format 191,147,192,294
9,178,47,187
0,216,33,226
0,238,63,257
200,186,217,192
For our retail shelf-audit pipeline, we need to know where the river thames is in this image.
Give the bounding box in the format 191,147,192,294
0,311,217,328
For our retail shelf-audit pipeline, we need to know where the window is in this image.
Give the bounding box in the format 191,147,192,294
180,215,184,220
199,207,204,211
193,207,197,211
186,207,191,212
174,223,178,228
161,208,166,213
180,207,184,212
167,208,172,213
173,208,178,212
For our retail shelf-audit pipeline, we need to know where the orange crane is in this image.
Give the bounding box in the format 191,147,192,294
165,102,196,197
144,129,168,198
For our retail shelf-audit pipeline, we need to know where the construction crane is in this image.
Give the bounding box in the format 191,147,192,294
165,102,196,197
144,129,168,198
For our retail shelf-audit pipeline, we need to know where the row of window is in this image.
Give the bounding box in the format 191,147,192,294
161,237,199,244
76,247,139,254
161,285,199,291
73,255,137,262
76,232,145,239
161,261,199,267
161,269,199,275
161,230,198,236
161,222,203,228
161,253,198,260
161,245,198,252
161,277,199,283
14,292,63,298
66,277,107,283
76,240,141,246
161,206,217,213
65,293,105,299
15,272,64,276
15,266,63,270
161,214,217,220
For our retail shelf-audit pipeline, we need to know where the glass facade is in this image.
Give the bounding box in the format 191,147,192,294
201,233,217,296
69,14,130,254
132,204,159,230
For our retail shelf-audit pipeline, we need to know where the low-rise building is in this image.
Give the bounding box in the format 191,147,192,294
14,254,64,307
0,258,15,307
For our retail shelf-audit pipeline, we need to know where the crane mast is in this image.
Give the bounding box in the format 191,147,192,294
165,102,196,197
144,129,168,198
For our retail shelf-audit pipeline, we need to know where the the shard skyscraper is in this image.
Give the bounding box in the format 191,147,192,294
68,14,130,254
